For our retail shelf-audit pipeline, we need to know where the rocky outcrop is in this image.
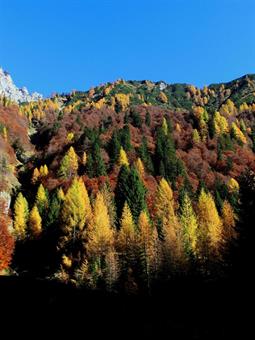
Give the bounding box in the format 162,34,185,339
0,67,42,103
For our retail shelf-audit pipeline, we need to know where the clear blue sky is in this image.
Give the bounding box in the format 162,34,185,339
1,0,255,96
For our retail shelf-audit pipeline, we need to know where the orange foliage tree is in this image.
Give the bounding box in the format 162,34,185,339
0,202,15,271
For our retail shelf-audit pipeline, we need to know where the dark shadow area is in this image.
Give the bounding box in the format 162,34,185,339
0,274,252,339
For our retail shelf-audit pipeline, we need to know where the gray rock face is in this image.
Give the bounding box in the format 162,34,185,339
159,81,167,91
0,67,43,103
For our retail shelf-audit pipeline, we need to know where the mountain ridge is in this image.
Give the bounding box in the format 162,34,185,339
0,67,43,103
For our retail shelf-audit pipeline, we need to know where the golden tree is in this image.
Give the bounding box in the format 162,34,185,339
13,192,29,239
57,187,65,201
214,111,229,135
135,158,145,178
231,122,247,144
138,211,159,289
227,177,239,193
192,129,201,144
31,167,40,184
162,117,168,135
117,202,137,266
197,189,223,256
154,178,182,267
58,146,79,178
29,205,42,238
118,146,129,167
158,92,168,103
61,177,91,240
86,191,117,288
42,164,49,176
180,193,198,257
82,151,87,166
35,183,48,214
221,200,238,244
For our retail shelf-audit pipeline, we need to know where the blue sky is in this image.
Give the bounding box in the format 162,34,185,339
0,0,255,96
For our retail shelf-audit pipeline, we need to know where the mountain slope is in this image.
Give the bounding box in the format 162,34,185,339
0,72,255,292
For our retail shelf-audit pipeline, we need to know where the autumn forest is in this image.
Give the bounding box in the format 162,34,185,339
1,76,255,297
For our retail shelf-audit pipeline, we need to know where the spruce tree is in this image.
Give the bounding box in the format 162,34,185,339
115,165,147,223
120,125,132,151
115,165,130,219
107,130,121,165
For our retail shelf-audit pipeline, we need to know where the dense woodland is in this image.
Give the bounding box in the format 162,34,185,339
1,76,255,293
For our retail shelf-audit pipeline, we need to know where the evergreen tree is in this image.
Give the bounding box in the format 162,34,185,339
86,141,106,177
86,153,94,178
46,191,63,227
115,166,147,223
93,142,106,177
120,125,132,151
154,124,182,185
145,111,151,127
126,167,147,222
130,108,142,128
107,130,121,165
138,136,154,173
115,165,130,219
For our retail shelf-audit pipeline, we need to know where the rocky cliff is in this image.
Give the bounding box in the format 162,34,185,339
0,67,42,103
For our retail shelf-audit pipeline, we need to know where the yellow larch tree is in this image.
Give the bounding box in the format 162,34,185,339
39,164,48,177
214,111,229,135
180,193,198,257
57,187,65,201
227,177,239,193
58,146,79,178
197,189,223,256
192,129,201,144
114,93,130,112
134,158,145,178
154,178,182,267
13,192,29,239
162,117,168,135
29,205,42,238
231,122,247,144
31,167,40,184
221,200,238,244
158,92,168,103
82,151,87,166
35,183,48,214
87,191,114,255
86,191,117,288
138,211,159,289
117,202,137,265
118,146,129,167
61,177,91,240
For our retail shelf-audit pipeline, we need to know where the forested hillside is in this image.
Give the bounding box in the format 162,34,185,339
1,75,255,293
